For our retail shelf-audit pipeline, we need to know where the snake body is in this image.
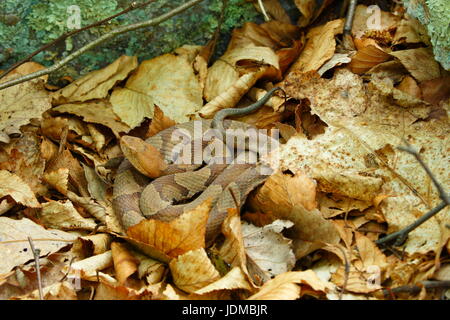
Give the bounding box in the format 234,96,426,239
113,88,280,243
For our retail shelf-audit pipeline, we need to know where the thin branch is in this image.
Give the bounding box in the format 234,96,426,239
27,237,44,300
0,0,156,80
343,0,357,35
376,142,449,246
0,0,205,91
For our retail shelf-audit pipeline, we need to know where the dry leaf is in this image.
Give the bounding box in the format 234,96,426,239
126,199,211,263
111,242,139,285
0,170,40,208
390,48,441,82
39,200,97,230
247,270,328,299
195,266,253,294
0,217,76,273
242,220,295,280
126,49,203,123
52,100,131,136
43,168,69,195
169,248,220,293
52,55,138,104
0,75,51,143
119,135,168,178
348,38,391,74
287,19,343,75
110,87,154,129
12,281,77,300
146,105,177,137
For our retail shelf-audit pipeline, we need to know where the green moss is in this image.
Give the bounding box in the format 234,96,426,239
0,0,260,81
402,0,450,70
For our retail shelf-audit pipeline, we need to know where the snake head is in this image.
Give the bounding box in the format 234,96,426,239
120,135,168,178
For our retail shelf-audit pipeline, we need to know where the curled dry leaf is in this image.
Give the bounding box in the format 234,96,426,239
0,170,40,208
111,242,139,285
169,248,220,293
0,217,76,274
125,199,211,263
286,19,343,75
125,47,203,123
120,136,168,178
396,76,422,100
39,200,97,231
52,55,138,104
146,105,177,138
94,281,156,300
0,74,51,143
247,270,328,300
72,233,113,258
110,87,154,129
348,38,391,74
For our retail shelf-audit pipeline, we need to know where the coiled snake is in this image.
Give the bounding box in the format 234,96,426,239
113,87,281,244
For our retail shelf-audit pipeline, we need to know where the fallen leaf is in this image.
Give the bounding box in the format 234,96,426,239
126,48,203,123
110,87,154,129
111,242,139,285
0,170,40,208
12,281,77,300
348,38,391,74
169,248,220,293
146,105,177,137
125,199,211,263
247,270,328,299
390,48,441,82
0,75,51,143
195,266,253,294
39,200,97,230
52,55,138,104
0,217,76,274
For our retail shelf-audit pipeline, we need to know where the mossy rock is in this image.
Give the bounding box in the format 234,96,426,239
0,0,262,83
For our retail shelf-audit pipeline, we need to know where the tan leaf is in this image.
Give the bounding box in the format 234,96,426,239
396,76,422,100
0,217,76,273
390,48,441,82
39,200,97,231
0,75,51,143
12,282,77,300
220,208,247,270
247,270,328,300
195,267,253,294
68,250,113,274
348,38,391,74
119,135,168,178
250,170,317,212
8,61,48,82
111,242,139,285
126,49,203,123
94,282,156,300
52,55,138,104
287,19,343,74
393,16,430,45
146,105,177,137
110,87,154,129
52,100,131,136
355,232,387,270
0,170,40,208
126,199,211,263
43,168,69,195
242,220,295,280
351,5,400,38
169,248,220,293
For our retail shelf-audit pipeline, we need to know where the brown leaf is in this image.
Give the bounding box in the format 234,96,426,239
110,87,154,129
396,76,422,100
39,200,97,230
0,170,40,208
247,270,328,300
146,105,177,138
126,199,211,263
348,38,391,74
52,55,138,104
390,48,441,82
0,217,76,274
111,242,139,285
169,248,220,293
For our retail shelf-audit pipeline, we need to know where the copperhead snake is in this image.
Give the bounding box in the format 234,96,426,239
113,87,281,244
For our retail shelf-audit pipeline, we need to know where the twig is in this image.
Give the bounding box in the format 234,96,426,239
343,0,357,35
376,142,449,246
0,0,205,91
336,246,350,300
257,0,271,22
382,280,450,298
0,0,156,80
27,237,44,300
